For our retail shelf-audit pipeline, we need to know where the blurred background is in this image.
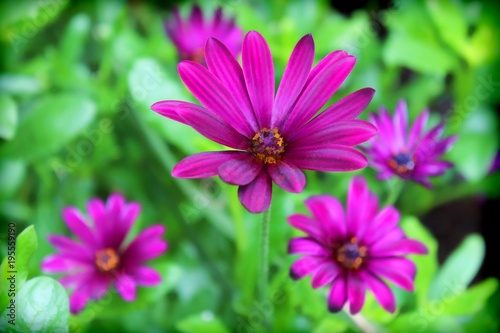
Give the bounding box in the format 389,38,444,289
0,0,499,332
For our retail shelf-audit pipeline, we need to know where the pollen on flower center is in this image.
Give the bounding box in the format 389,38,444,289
336,237,367,270
95,248,120,272
250,128,285,164
388,152,415,176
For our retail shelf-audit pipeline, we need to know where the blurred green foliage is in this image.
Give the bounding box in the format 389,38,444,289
0,0,499,332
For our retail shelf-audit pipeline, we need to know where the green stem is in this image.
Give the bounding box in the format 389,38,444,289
259,208,271,303
384,178,404,207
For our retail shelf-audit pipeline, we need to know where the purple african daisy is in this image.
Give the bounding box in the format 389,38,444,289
288,176,428,314
152,31,376,213
164,5,243,64
41,193,168,314
366,100,457,188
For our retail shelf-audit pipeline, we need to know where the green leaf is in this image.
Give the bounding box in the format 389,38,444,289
176,312,231,333
0,74,42,95
0,95,18,139
442,278,498,315
428,234,485,301
0,277,69,333
0,93,96,161
0,225,37,311
0,159,26,199
59,14,91,64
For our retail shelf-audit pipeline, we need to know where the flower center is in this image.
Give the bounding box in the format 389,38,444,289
388,152,415,176
336,237,366,270
250,128,285,164
95,248,120,272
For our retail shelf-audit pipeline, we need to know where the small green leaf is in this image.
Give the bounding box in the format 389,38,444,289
442,278,498,316
0,159,26,199
0,93,96,161
176,312,231,333
0,225,37,311
428,234,485,301
0,277,69,333
0,75,42,95
0,95,17,139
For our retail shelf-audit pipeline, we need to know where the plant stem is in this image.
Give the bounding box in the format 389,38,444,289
259,208,271,303
384,178,404,207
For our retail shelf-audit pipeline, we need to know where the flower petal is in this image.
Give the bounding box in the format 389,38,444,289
328,274,348,313
109,202,141,249
285,145,368,172
268,162,306,193
347,271,366,315
237,170,272,213
242,31,274,128
415,161,454,176
206,37,258,131
290,120,377,148
393,100,408,149
62,208,97,248
150,100,189,125
288,237,330,256
408,109,429,150
46,235,93,261
431,135,458,157
281,52,356,134
368,257,416,292
172,151,249,178
41,255,92,273
290,256,326,280
121,225,167,266
304,195,346,240
371,238,428,257
272,34,315,126
134,267,162,286
311,262,341,289
346,176,370,237
116,275,137,302
360,271,396,313
363,206,400,245
69,287,91,314
178,60,253,136
287,214,323,241
218,153,262,185
305,88,375,128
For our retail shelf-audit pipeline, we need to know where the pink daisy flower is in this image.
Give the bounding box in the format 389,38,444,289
152,31,376,213
366,100,457,188
41,193,168,314
164,5,243,64
288,176,428,314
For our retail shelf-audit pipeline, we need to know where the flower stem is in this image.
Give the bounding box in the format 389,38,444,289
259,208,271,303
384,178,404,207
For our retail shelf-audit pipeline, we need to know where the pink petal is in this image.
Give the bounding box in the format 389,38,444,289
41,255,92,273
407,109,430,150
415,161,453,176
346,176,370,237
150,100,189,125
368,257,416,292
69,288,91,314
46,235,93,261
413,123,445,161
154,100,248,149
268,162,306,193
178,61,253,136
110,202,141,249
288,237,330,256
311,262,341,289
281,52,356,134
360,271,396,313
237,170,272,213
304,195,346,241
289,256,326,280
115,275,137,302
272,34,315,126
290,120,377,149
242,31,274,128
121,225,167,265
363,206,400,246
172,151,249,178
287,214,323,241
371,238,428,257
205,38,258,131
86,198,106,247
285,145,368,172
62,208,97,248
347,271,366,315
218,153,262,185
134,267,162,286
328,274,348,312
431,135,458,157
393,100,408,149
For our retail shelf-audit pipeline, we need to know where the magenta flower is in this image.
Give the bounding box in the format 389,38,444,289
41,193,168,314
164,5,243,64
288,176,428,314
152,31,376,213
366,100,457,188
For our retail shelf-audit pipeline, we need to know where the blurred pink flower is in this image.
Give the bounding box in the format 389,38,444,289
41,193,168,314
288,176,428,314
152,31,376,213
366,100,457,188
164,5,243,64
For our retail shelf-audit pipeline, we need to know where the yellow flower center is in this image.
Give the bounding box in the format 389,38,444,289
95,248,120,272
250,128,286,164
336,237,367,270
